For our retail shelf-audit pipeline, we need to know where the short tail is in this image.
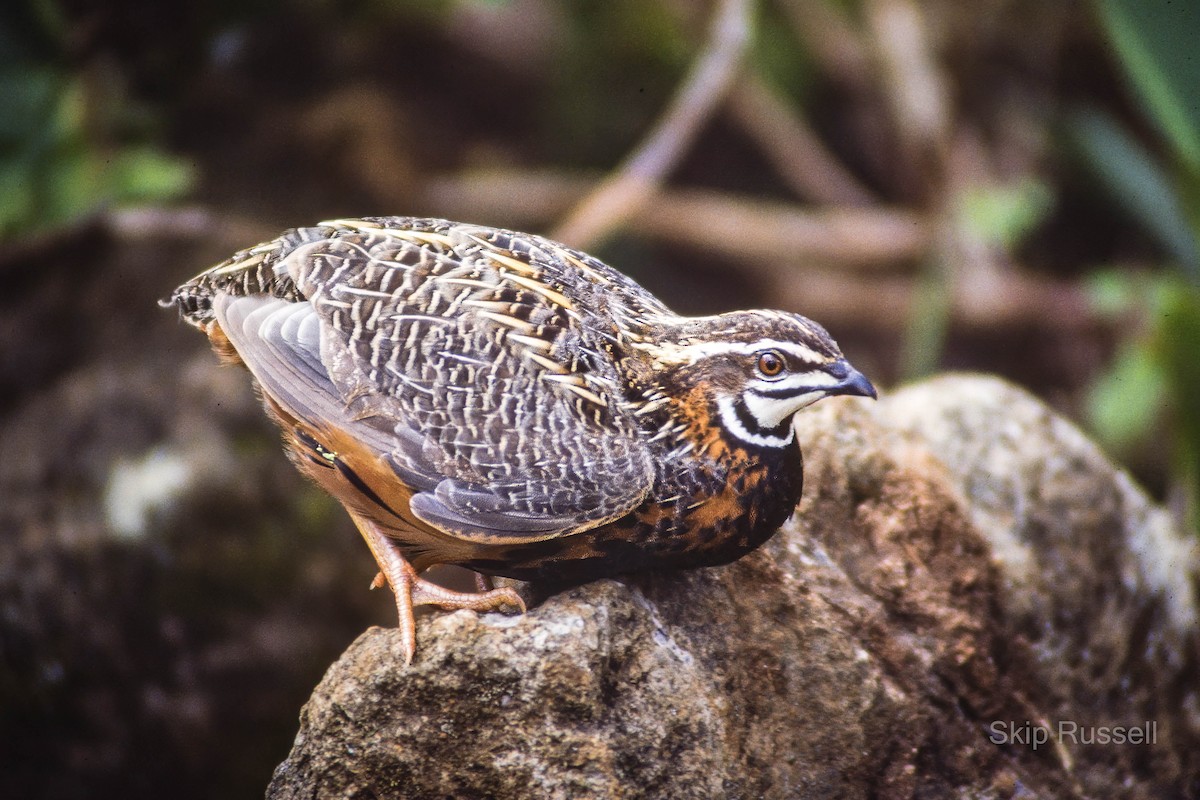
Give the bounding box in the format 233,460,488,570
161,226,333,328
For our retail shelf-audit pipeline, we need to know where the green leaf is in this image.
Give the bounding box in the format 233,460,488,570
1153,282,1200,532
106,147,195,203
0,66,60,143
1094,0,1200,173
1086,268,1138,318
0,159,35,236
1068,108,1200,277
900,255,951,380
43,144,102,225
1154,283,1200,485
958,178,1054,250
1085,337,1167,453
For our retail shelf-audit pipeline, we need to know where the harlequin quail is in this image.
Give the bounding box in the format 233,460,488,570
165,217,876,662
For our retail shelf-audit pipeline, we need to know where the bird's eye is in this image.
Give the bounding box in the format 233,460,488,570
755,350,786,378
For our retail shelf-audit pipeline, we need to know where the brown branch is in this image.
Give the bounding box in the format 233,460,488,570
763,265,1094,335
423,170,928,268
633,187,926,268
422,168,1095,335
550,0,752,249
725,72,876,206
864,0,952,156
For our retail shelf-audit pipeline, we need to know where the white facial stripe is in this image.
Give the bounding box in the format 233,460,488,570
749,369,844,394
742,389,820,429
656,339,829,367
740,369,844,428
716,396,795,448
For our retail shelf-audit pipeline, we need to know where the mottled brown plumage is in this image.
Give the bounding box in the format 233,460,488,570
165,217,875,662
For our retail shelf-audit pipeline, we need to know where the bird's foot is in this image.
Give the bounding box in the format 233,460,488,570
354,514,524,664
390,561,525,665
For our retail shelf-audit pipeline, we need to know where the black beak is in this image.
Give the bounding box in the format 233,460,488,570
827,360,877,400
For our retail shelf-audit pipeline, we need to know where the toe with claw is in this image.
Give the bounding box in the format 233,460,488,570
352,512,526,664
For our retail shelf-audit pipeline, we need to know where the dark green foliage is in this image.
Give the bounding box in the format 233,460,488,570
0,2,193,238
1080,0,1200,531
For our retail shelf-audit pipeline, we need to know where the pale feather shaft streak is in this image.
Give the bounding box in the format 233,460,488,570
507,333,555,353
319,218,456,249
337,285,396,300
542,374,609,407
210,251,267,276
477,310,538,334
493,270,576,312
479,247,541,277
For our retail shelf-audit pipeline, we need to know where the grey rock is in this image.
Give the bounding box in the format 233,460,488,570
268,375,1199,799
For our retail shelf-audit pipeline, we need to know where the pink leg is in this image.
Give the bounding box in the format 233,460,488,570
350,512,525,664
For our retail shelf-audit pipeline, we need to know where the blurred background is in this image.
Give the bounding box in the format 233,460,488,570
1,0,1197,796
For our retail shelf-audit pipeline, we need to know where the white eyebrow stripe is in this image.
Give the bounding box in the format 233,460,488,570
662,339,830,366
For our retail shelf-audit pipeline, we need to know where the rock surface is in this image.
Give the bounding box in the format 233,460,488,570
267,375,1199,799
